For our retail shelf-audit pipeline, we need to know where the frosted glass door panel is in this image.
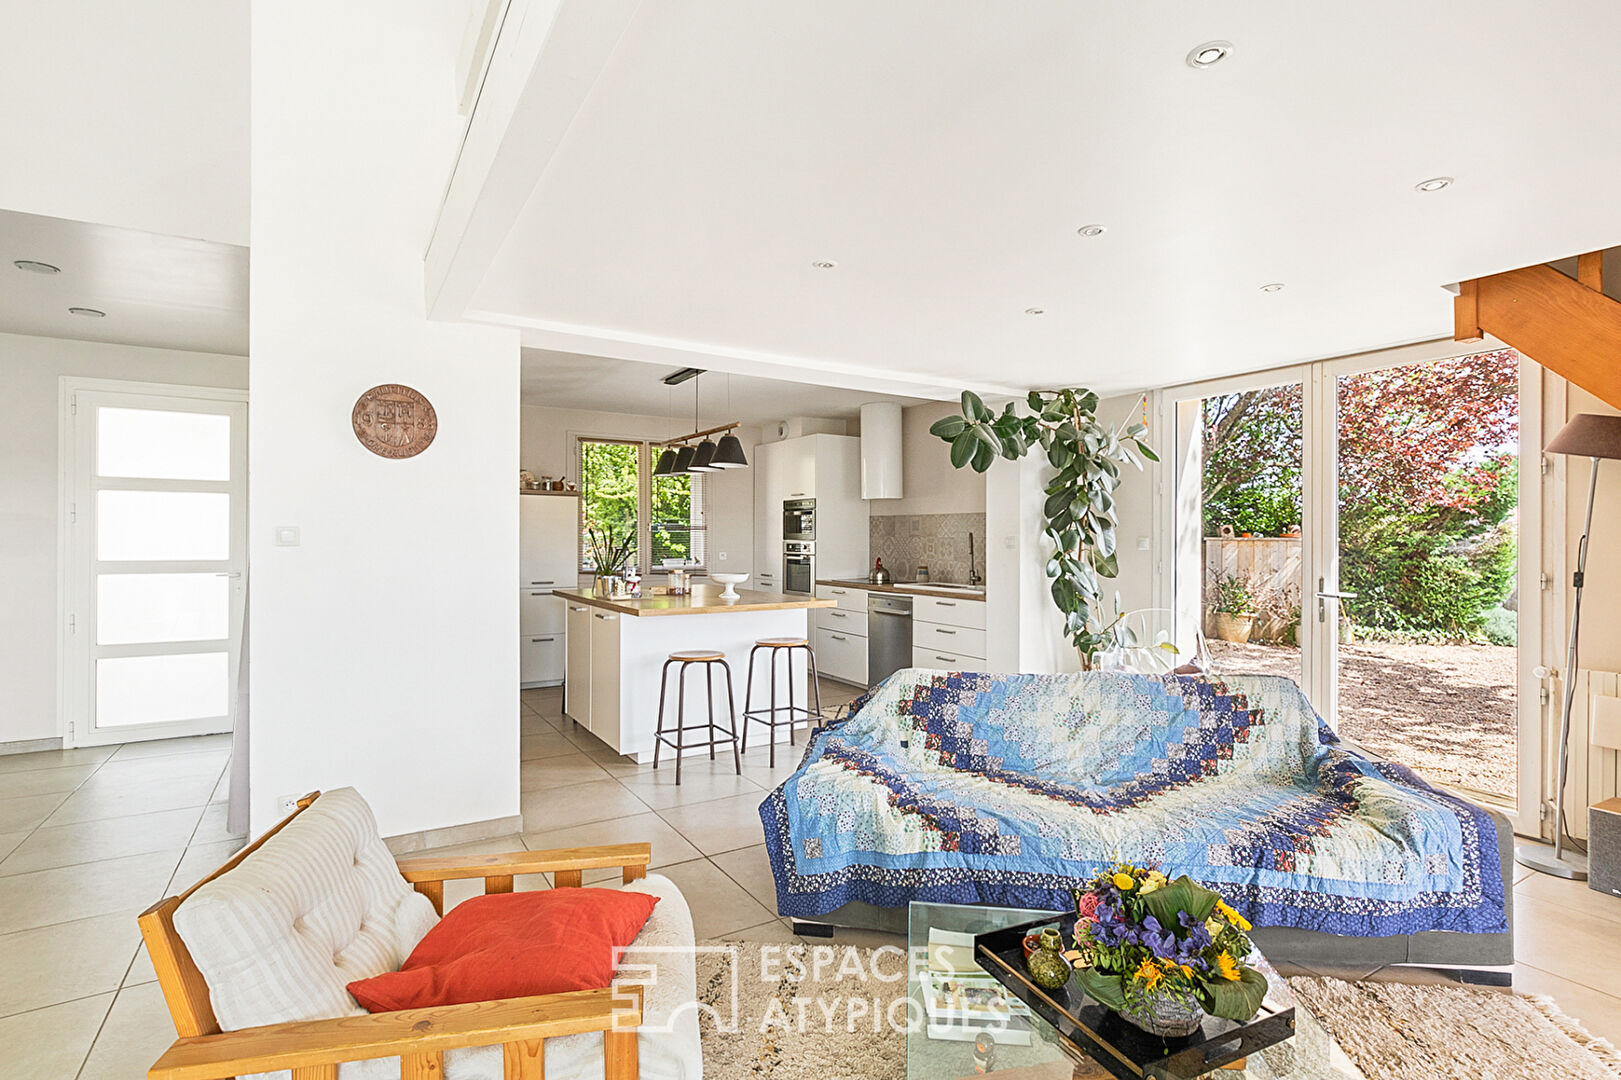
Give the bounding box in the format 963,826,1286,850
95,652,229,727
97,491,230,561
97,407,231,480
97,574,229,645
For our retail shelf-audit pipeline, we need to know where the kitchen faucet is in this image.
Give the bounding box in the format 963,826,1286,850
967,532,981,587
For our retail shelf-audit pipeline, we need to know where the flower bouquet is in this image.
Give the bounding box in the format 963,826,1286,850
1069,862,1267,1037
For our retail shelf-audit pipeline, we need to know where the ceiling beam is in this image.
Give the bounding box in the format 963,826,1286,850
424,0,642,321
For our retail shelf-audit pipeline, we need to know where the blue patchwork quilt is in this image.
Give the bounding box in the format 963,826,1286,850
760,669,1507,937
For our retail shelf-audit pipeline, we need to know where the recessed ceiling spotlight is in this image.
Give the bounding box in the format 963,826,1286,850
811,259,838,269
1186,41,1233,69
1076,224,1106,238
13,259,61,275
1414,176,1454,193
68,306,106,317
1259,283,1285,293
1024,307,1046,316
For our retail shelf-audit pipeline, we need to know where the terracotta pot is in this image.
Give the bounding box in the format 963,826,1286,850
1211,611,1256,643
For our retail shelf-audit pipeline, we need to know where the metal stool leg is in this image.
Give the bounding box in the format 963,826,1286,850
722,659,741,774
653,658,675,771
768,646,779,768
741,644,761,753
706,661,718,761
675,662,688,786
806,644,824,731
787,646,797,747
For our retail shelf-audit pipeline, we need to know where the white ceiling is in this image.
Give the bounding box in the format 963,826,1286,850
0,209,248,355
521,347,924,422
460,1,1621,397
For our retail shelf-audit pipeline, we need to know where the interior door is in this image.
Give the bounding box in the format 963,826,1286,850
65,385,248,746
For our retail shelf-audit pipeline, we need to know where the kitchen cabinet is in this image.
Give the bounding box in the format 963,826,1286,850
751,434,869,585
752,441,783,589
814,626,868,686
564,601,592,724
519,492,578,688
588,609,621,743
912,593,987,667
520,632,563,684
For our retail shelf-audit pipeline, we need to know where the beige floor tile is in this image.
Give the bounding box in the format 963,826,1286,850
92,749,230,785
0,831,25,862
43,772,218,827
0,764,97,799
0,791,71,832
0,806,203,877
736,754,804,792
519,753,616,789
522,812,703,871
124,942,157,988
611,762,765,810
0,849,182,935
0,913,144,1017
167,838,247,894
208,766,233,804
0,745,116,776
655,793,770,856
520,731,579,762
1512,864,1534,885
708,843,782,913
1515,894,1621,998
106,733,233,760
1515,962,1621,1047
0,992,113,1079
1516,871,1621,927
653,858,778,940
520,713,551,735
520,778,652,833
191,801,247,845
77,980,177,1080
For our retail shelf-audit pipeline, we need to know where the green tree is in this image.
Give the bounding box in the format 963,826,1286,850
581,441,639,570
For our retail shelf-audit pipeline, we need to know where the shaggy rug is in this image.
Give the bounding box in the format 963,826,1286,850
693,943,1621,1080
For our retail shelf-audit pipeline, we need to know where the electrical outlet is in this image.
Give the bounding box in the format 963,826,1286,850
276,793,302,816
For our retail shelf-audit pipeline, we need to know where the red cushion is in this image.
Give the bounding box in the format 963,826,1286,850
346,887,659,1012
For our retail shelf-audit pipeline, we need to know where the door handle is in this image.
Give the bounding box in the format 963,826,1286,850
593,613,615,620
935,629,957,635
828,611,846,618
936,601,956,607
531,637,555,643
569,606,586,612
935,655,957,663
530,580,555,585
830,634,847,641
215,572,243,579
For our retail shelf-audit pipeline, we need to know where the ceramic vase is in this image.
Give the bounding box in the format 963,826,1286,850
1024,928,1072,991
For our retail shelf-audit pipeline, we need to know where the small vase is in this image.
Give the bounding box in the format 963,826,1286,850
1024,928,1072,992
1116,995,1205,1038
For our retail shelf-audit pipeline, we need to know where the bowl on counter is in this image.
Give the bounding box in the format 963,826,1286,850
710,572,749,599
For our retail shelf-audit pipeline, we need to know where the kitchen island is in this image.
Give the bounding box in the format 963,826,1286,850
557,586,835,763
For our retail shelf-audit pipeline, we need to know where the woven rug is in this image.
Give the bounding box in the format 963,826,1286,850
694,943,1621,1080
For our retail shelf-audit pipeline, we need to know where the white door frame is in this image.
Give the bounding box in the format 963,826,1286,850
1152,339,1542,831
58,378,249,747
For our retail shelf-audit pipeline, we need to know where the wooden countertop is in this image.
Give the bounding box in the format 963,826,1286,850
556,586,835,617
816,578,988,602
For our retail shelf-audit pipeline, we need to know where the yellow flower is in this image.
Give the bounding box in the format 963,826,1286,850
1134,957,1163,990
1112,872,1136,891
1179,964,1195,978
1204,917,1225,938
1140,870,1167,894
1215,900,1252,932
1215,951,1242,982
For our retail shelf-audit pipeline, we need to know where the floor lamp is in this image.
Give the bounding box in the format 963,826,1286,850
1517,413,1621,880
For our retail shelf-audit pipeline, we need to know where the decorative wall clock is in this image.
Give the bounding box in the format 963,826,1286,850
351,384,437,459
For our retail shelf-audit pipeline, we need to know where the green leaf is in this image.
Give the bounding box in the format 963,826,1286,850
961,390,990,422
1136,440,1161,463
971,440,995,473
1138,875,1222,929
1200,966,1269,1022
1027,391,1045,411
971,423,1003,454
1094,551,1119,578
929,415,968,440
1044,489,1070,518
949,431,976,469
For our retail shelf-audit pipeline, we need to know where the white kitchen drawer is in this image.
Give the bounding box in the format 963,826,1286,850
814,606,868,636
912,645,983,670
913,594,986,629
520,632,564,685
816,583,869,612
814,626,868,686
519,590,565,634
914,620,986,658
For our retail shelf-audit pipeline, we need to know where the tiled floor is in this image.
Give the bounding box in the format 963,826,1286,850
5,677,1621,1076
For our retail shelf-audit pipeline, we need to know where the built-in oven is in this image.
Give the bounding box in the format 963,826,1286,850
783,540,815,595
783,498,816,541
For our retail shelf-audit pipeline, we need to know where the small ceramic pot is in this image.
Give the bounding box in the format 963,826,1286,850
1024,928,1072,992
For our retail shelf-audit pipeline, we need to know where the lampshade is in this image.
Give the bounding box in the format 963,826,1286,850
1546,414,1621,460
672,444,695,473
688,439,719,471
652,447,678,475
709,433,749,468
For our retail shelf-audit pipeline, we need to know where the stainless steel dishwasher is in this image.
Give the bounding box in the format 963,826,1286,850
867,593,913,686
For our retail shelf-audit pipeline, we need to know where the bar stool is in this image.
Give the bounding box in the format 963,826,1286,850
741,637,823,767
653,650,740,785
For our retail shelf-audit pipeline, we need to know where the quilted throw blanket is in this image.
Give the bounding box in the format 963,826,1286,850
761,669,1507,937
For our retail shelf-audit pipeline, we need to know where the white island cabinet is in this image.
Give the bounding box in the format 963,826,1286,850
557,585,836,762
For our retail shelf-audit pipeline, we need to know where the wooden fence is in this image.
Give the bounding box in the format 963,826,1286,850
1203,536,1302,642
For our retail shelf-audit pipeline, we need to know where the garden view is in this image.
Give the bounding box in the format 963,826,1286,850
1200,349,1520,800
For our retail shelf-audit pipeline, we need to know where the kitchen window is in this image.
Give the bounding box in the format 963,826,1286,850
577,437,706,573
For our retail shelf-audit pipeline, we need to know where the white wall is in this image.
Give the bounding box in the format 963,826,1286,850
868,401,987,517
249,1,521,838
0,0,248,245
0,333,247,747
520,403,757,573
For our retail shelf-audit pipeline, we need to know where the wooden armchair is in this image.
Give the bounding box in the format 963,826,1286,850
138,792,654,1080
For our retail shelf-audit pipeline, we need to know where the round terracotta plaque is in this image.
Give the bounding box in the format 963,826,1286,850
351,384,437,459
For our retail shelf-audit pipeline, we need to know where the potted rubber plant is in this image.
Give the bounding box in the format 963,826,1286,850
1209,574,1257,643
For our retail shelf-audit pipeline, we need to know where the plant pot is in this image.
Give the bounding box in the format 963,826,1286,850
593,575,623,599
1114,995,1206,1038
1210,611,1256,643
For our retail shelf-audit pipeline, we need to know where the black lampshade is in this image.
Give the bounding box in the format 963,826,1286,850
672,444,696,473
709,433,749,468
688,439,719,471
653,447,678,475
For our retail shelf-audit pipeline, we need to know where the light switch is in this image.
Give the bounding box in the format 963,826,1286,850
1136,536,1151,551
274,526,301,547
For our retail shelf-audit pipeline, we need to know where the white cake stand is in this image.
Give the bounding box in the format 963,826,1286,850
711,572,749,599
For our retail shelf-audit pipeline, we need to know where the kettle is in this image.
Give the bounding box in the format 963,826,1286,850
868,557,892,586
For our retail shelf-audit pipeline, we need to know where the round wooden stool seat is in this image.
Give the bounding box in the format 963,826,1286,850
669,649,725,662
755,636,808,648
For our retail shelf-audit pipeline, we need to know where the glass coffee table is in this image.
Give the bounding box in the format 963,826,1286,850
906,901,1365,1080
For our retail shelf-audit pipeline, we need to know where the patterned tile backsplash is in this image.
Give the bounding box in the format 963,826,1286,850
869,513,987,584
